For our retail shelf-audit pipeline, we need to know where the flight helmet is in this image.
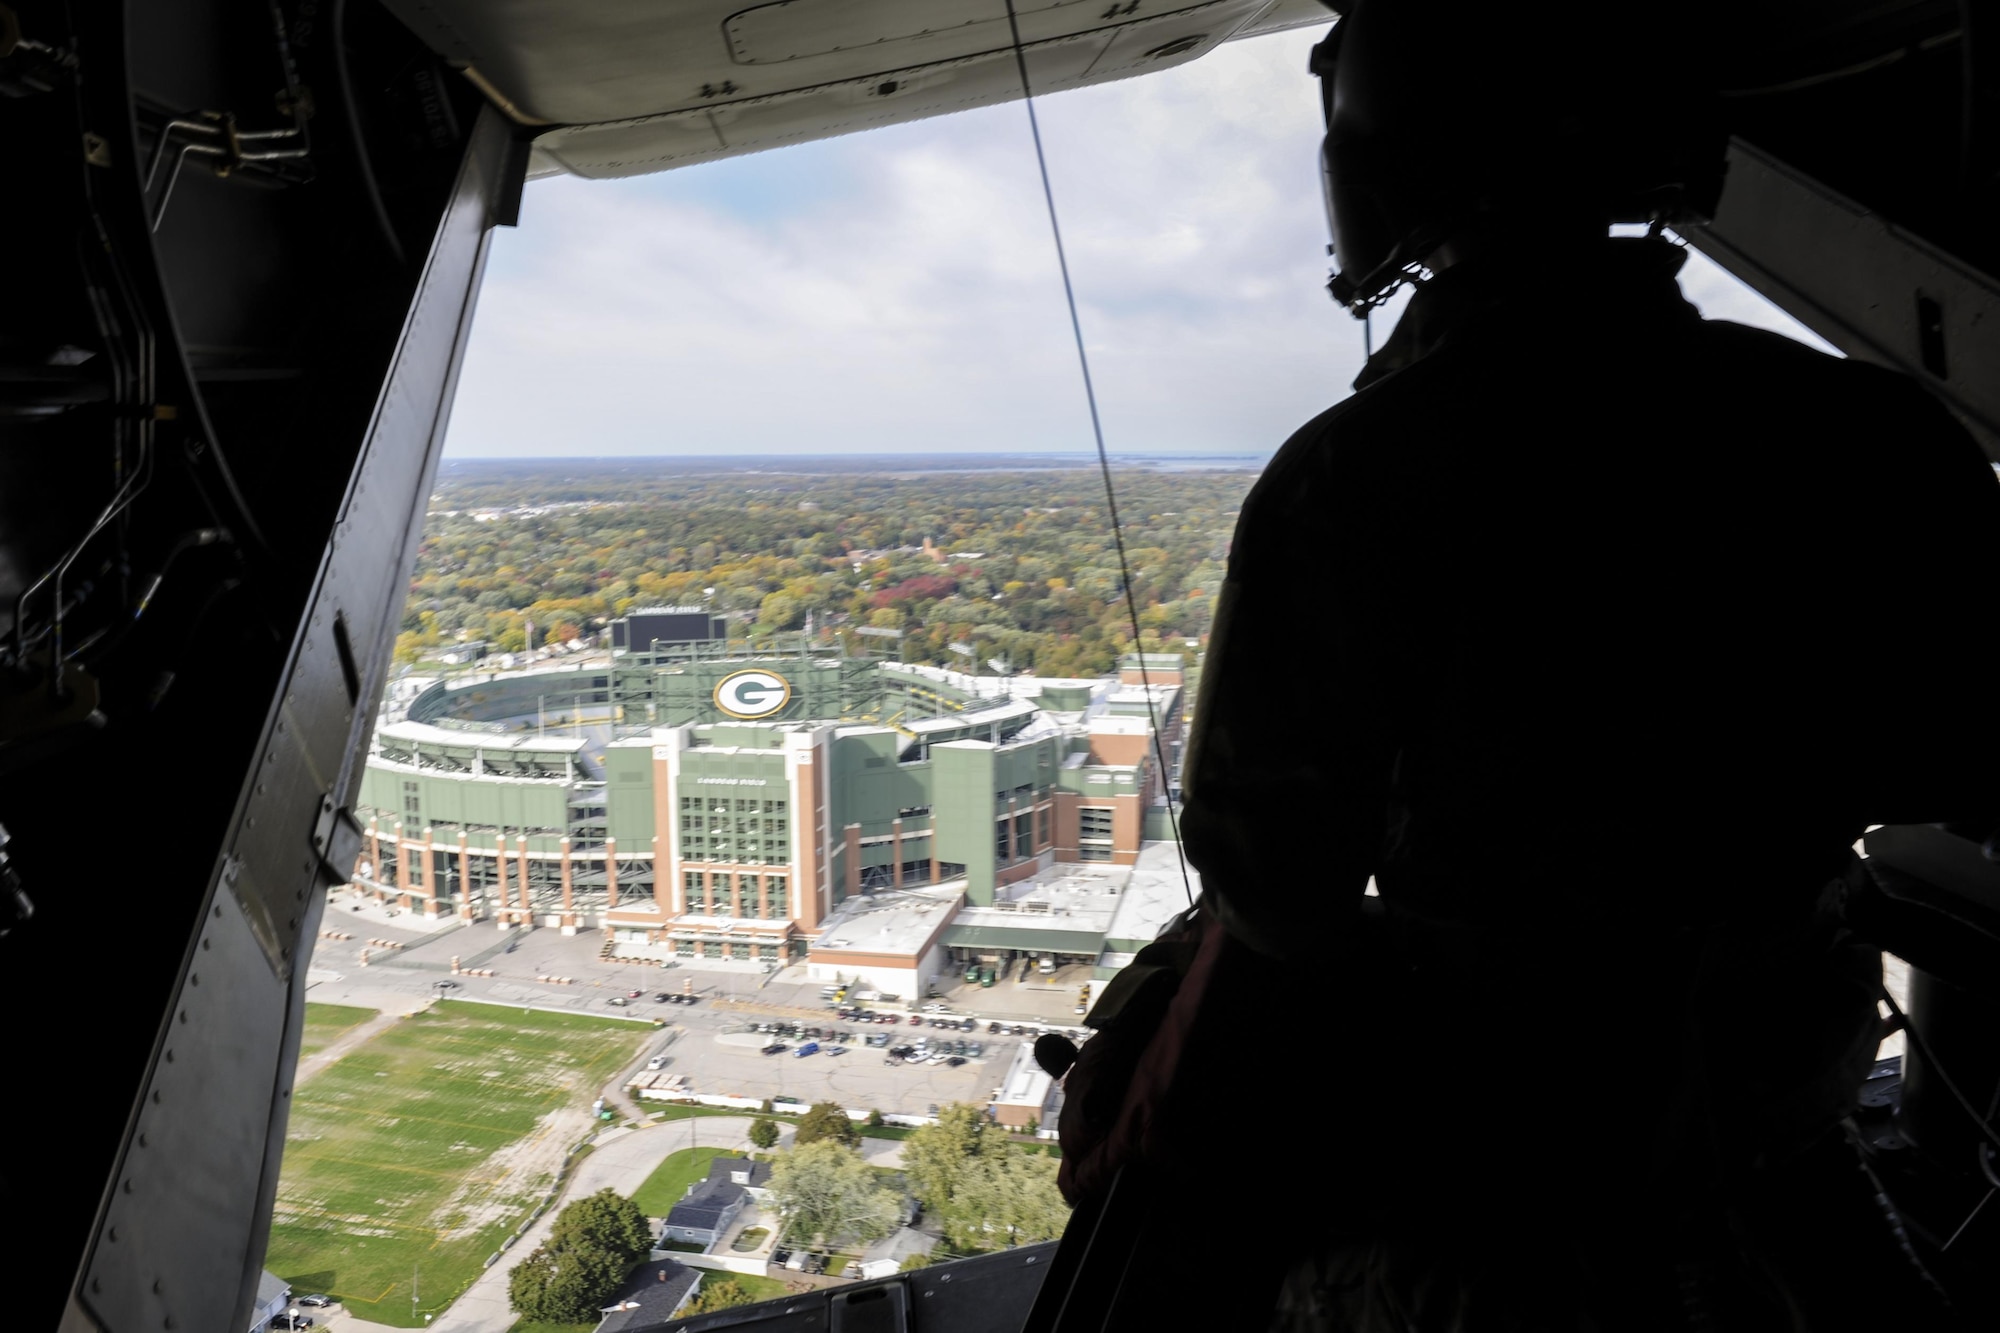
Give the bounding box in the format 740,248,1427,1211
1312,0,1726,312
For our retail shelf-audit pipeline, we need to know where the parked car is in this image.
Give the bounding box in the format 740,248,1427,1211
804,1253,829,1275
607,996,628,1006
655,992,673,1003
947,1056,967,1067
773,1248,793,1266
825,1045,847,1056
628,989,644,998
988,1021,1003,1034
794,1041,820,1058
646,1055,668,1070
968,1042,984,1057
761,1043,788,1055
295,1295,332,1308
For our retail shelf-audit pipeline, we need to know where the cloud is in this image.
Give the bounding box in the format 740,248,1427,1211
445,26,1835,459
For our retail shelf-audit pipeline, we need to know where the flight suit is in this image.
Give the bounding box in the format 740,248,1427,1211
1076,239,2000,1329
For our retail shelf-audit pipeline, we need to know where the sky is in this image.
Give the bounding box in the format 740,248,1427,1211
444,25,1833,460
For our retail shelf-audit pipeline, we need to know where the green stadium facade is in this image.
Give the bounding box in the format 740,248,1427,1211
350,627,1191,993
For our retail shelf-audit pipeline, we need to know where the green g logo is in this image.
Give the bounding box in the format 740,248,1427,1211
714,669,791,719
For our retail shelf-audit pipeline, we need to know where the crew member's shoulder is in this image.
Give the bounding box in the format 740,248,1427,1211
1249,364,1440,508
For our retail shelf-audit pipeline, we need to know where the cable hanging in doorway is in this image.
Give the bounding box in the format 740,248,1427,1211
1000,0,1194,910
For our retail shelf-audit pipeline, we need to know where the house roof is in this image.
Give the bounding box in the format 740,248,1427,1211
254,1270,290,1309
704,1156,772,1189
664,1177,742,1230
593,1261,701,1333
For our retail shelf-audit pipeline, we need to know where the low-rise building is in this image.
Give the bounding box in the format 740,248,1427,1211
593,1260,701,1333
245,1271,290,1333
659,1157,773,1248
990,1042,1060,1130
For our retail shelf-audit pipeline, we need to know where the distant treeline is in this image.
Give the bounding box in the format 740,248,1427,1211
399,461,1258,678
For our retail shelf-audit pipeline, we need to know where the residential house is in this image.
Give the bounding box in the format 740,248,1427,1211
246,1271,290,1332
659,1156,774,1248
592,1260,701,1333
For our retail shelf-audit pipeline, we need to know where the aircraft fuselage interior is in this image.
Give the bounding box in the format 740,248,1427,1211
3,2,1998,1331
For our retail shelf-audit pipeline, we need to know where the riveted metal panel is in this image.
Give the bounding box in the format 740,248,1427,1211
1687,138,2000,459
74,105,517,1333
81,885,285,1333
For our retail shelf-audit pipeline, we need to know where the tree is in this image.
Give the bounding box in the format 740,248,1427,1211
551,1188,653,1264
507,1241,628,1323
760,1098,775,1114
682,1278,755,1315
902,1103,992,1214
866,1108,886,1128
770,1139,899,1248
749,1117,781,1150
794,1100,859,1148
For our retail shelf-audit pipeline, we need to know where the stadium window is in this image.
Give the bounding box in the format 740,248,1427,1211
1080,845,1113,862
1080,807,1115,839
767,876,788,917
675,940,695,957
995,819,1012,862
758,943,779,961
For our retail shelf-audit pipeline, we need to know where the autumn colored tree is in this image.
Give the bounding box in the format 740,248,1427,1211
793,1100,859,1148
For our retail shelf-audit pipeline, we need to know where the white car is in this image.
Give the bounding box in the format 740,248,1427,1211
646,1055,668,1071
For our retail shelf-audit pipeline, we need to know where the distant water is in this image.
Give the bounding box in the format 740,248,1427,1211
439,452,1267,477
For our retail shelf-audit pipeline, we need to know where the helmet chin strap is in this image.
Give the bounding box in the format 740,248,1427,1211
1326,225,1441,316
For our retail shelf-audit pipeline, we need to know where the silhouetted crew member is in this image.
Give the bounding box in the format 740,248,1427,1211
1056,3,2000,1329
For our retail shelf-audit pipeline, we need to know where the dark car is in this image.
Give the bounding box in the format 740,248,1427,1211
655,992,672,1003
762,1043,788,1055
679,994,699,1006
773,1248,792,1266
947,1056,967,1067
988,1021,1002,1034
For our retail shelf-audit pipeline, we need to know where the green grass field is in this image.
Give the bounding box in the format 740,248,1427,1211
266,1001,651,1326
299,1003,379,1060
631,1146,728,1216
714,1270,791,1303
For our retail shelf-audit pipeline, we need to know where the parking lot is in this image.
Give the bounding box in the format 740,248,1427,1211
302,905,1085,1121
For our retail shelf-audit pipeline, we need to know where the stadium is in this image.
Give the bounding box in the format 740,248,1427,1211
349,609,1194,994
